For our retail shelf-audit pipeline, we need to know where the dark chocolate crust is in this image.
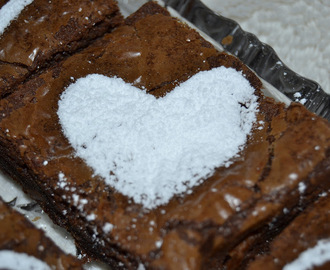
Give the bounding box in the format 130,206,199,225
0,196,83,269
0,0,123,97
0,2,329,269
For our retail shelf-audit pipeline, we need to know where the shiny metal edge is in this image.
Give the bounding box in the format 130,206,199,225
164,0,330,121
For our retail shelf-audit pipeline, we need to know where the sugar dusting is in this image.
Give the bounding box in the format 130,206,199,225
283,239,330,270
0,250,51,270
0,0,34,35
58,67,258,208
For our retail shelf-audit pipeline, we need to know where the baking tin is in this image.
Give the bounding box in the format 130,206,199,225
164,0,330,121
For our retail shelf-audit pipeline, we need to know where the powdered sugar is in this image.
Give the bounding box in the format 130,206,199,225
0,0,34,35
283,239,330,270
103,223,114,234
0,250,51,270
58,67,258,208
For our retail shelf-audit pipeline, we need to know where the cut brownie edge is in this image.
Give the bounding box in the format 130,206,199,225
0,196,83,269
0,0,124,98
245,194,330,270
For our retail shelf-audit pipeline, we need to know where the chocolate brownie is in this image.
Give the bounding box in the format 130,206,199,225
0,0,123,97
242,194,330,270
0,196,83,269
0,2,329,269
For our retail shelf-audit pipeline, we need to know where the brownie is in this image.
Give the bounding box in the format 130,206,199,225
0,196,83,269
0,2,329,269
242,194,330,270
0,0,123,97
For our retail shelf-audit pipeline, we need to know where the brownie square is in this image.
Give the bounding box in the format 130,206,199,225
0,2,329,269
0,0,123,97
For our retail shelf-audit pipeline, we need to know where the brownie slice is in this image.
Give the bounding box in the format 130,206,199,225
243,194,330,270
0,0,123,97
0,196,83,269
0,2,329,269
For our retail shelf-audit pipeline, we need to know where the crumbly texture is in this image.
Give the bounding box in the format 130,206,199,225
0,2,329,270
0,0,123,97
0,197,83,269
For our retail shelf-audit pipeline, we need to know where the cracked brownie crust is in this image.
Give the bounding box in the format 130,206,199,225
223,194,330,270
0,0,123,98
0,2,329,269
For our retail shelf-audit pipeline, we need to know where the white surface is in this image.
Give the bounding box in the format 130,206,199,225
202,0,330,94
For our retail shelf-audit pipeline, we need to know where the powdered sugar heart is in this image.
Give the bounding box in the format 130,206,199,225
0,0,34,35
58,67,258,209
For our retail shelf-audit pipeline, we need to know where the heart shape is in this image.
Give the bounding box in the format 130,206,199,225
58,67,258,209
